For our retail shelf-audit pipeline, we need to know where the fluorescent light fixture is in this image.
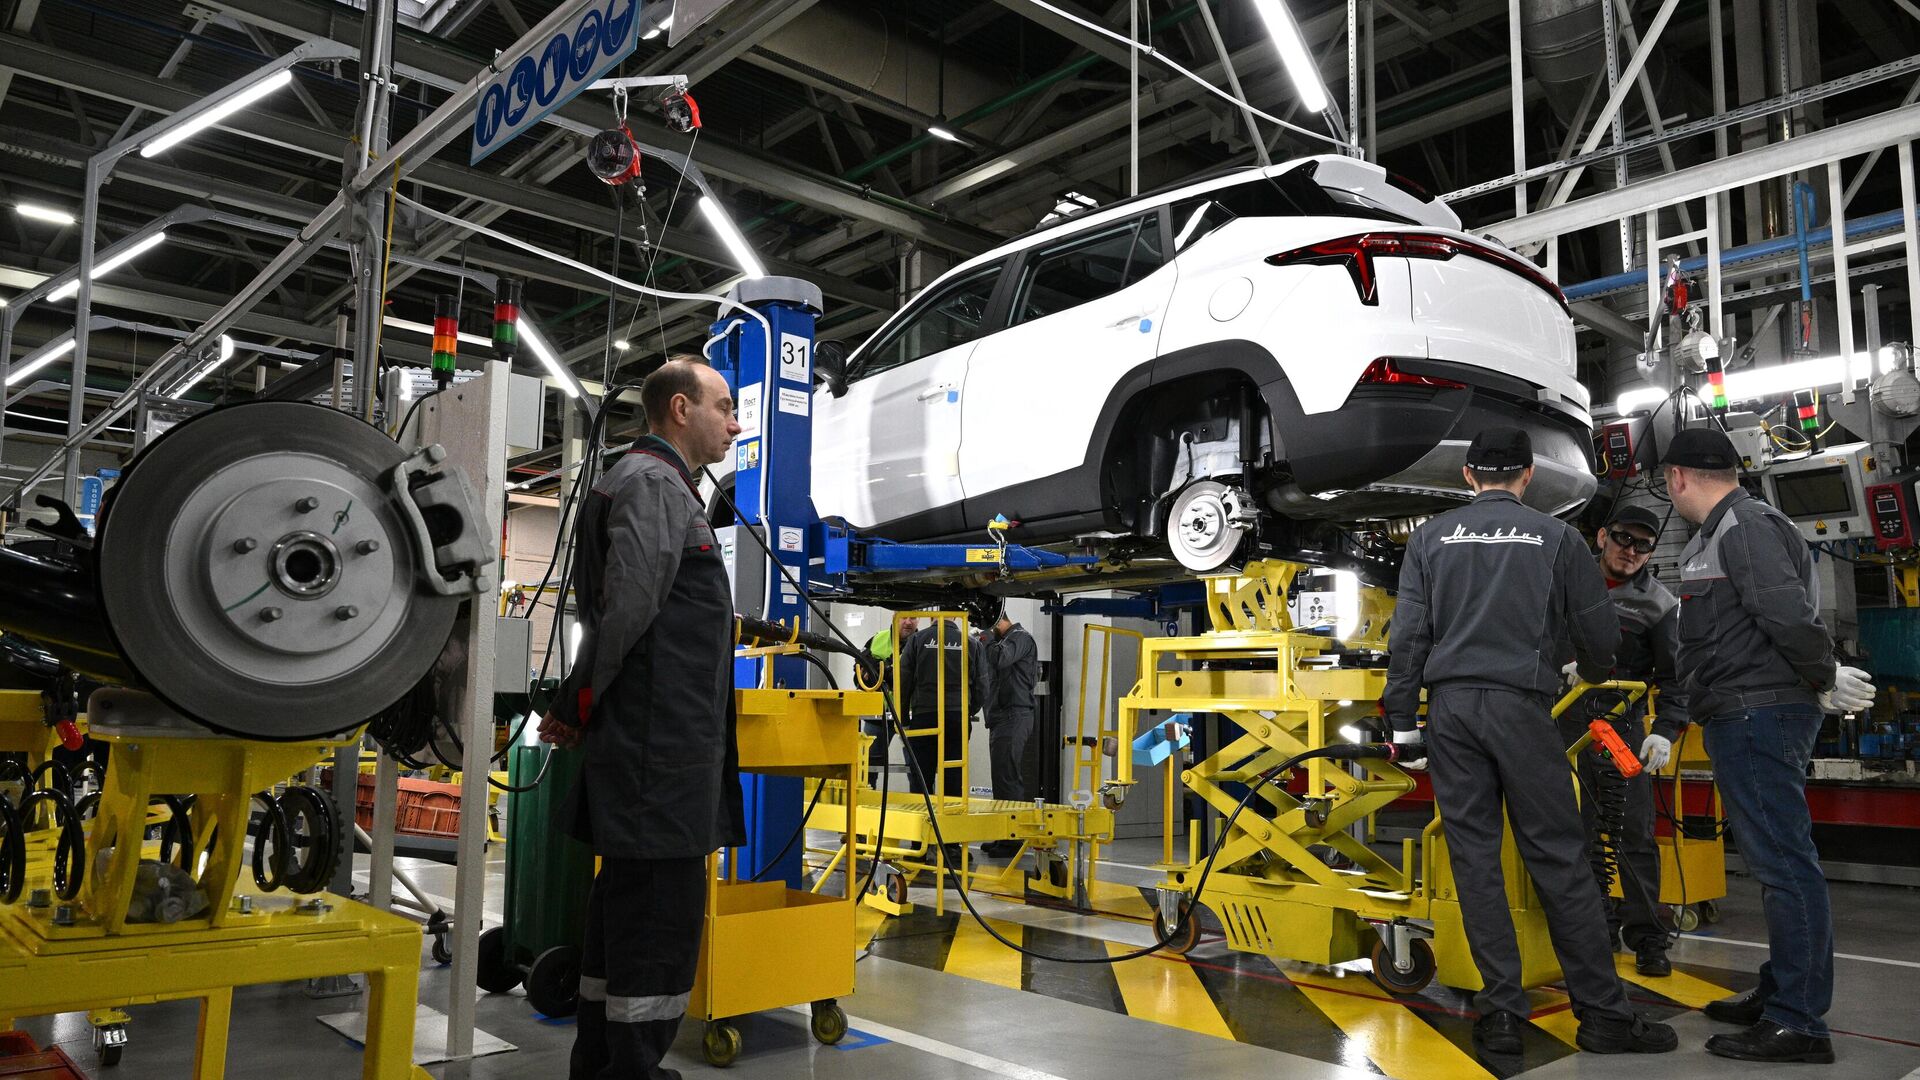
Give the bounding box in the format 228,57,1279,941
140,68,295,158
172,334,238,396
1614,386,1667,414
383,315,488,347
1720,354,1848,402
642,13,672,39
927,124,964,144
520,318,584,399
698,196,767,279
1249,0,1330,113
613,339,631,351
5,337,76,386
15,203,75,226
1338,724,1365,744
48,231,169,302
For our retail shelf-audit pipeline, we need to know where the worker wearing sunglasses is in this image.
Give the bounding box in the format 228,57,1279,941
1562,504,1688,979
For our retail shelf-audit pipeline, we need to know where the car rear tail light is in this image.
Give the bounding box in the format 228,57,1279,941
1266,231,1569,314
1356,358,1465,390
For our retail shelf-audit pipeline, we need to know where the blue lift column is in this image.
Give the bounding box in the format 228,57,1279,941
708,276,825,888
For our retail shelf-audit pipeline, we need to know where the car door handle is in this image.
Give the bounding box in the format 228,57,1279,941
917,385,953,402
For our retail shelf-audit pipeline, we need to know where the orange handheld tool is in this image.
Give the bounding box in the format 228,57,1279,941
1587,718,1642,778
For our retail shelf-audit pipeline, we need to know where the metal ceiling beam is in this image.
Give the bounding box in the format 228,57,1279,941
0,0,42,112
0,48,895,313
636,0,823,85
989,0,1140,70
195,0,996,254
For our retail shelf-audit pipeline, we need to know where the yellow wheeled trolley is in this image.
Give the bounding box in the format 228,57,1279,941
689,685,880,1068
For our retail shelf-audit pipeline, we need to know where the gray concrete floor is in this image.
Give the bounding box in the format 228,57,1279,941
12,840,1920,1080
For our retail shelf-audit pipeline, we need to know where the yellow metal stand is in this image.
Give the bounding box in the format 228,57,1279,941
688,687,878,1068
0,693,430,1079
1118,560,1656,997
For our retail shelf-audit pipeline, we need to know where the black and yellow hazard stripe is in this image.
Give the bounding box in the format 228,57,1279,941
865,887,1759,1079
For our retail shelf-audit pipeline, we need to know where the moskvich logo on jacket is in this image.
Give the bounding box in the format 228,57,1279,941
1438,524,1544,546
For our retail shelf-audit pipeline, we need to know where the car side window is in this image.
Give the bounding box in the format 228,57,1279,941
1010,214,1164,326
852,266,1002,381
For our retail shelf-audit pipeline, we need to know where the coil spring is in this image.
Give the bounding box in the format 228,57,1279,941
1586,742,1630,899
250,786,340,895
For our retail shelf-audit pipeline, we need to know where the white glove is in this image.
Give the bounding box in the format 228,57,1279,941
1392,727,1427,771
1560,660,1582,690
1639,733,1672,773
1819,665,1876,714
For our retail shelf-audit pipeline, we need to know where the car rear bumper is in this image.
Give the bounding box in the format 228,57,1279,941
1264,359,1595,519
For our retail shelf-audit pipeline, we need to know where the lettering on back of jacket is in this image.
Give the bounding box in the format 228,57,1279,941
1438,524,1545,546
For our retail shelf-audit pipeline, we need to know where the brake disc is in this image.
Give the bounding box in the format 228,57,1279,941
94,402,461,740
1168,479,1250,573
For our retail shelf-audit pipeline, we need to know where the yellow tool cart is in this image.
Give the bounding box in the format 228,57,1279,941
689,684,880,1068
1636,720,1727,930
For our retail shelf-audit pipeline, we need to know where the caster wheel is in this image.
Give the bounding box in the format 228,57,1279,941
810,1000,848,1045
1153,903,1200,956
884,871,909,905
526,945,580,1018
431,935,452,965
98,1044,122,1068
1368,936,1436,996
1674,904,1702,933
1700,899,1722,925
703,1021,743,1067
475,926,523,994
1048,857,1069,889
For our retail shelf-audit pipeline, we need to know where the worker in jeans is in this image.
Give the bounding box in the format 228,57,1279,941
981,613,1039,858
1562,504,1688,976
1663,427,1874,1064
540,357,746,1080
1384,427,1676,1058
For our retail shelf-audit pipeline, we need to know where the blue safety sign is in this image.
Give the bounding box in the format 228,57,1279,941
470,0,645,164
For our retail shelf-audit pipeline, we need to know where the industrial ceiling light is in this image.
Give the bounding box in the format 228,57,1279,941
613,339,631,351
382,315,488,347
1248,0,1329,113
5,337,77,386
139,69,295,158
698,195,767,279
642,13,673,40
927,118,965,144
171,334,238,396
48,231,168,302
15,202,76,226
520,318,585,399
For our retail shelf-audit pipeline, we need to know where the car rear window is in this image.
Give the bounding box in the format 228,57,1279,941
1012,214,1165,325
1170,165,1416,251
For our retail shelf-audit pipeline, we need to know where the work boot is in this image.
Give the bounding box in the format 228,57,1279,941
1706,1021,1836,1064
1634,940,1672,976
1472,1011,1525,1055
1576,1015,1679,1054
1703,987,1769,1026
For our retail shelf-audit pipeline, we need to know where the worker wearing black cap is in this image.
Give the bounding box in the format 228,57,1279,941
1385,427,1677,1057
1558,502,1688,977
1663,426,1872,1064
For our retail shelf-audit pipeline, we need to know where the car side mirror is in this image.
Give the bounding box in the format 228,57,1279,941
815,339,850,398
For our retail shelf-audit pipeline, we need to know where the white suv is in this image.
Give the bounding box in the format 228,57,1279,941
797,154,1591,573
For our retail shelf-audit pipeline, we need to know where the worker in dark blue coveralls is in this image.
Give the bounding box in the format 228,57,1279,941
1560,503,1689,977
1663,426,1873,1064
540,357,746,1080
1383,427,1678,1058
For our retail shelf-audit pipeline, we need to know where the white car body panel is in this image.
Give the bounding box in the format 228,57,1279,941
811,341,973,526
960,258,1178,501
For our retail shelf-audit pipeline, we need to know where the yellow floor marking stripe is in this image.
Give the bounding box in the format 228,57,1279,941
1284,967,1398,1001
942,915,1024,990
1104,944,1235,1040
1531,1007,1582,1047
1294,985,1492,1080
1087,880,1154,920
1614,954,1732,1008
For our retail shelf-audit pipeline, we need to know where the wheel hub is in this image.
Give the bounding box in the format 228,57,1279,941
1168,480,1252,572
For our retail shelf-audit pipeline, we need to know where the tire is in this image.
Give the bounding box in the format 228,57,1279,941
703,1022,743,1067
810,1001,848,1045
526,945,581,1018
430,935,452,965
98,1044,122,1068
1674,904,1702,932
1368,935,1436,995
1154,903,1200,956
475,926,523,994
1700,899,1722,925
884,871,909,905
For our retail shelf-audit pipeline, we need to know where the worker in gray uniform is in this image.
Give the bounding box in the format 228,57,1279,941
1561,504,1688,976
1662,427,1874,1064
981,613,1039,858
1384,427,1677,1057
539,357,746,1080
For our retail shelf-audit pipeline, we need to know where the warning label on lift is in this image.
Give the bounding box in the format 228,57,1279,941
735,439,760,471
